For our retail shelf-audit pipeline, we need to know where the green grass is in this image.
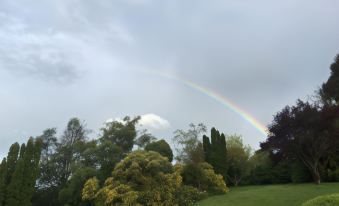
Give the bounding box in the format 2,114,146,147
195,183,339,206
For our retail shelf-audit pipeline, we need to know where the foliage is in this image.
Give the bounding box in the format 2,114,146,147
226,134,251,186
181,162,229,194
321,54,339,105
302,193,339,206
261,100,332,184
101,116,140,153
0,158,6,206
203,128,228,179
247,150,273,185
145,139,173,162
58,167,97,206
3,138,42,206
173,123,207,164
174,185,204,206
134,130,156,149
83,151,183,205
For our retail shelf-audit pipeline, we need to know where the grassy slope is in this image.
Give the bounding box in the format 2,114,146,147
195,183,339,206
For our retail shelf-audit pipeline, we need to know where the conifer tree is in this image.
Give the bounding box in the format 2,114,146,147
5,138,42,206
203,128,228,179
0,158,7,206
4,143,20,187
6,144,25,206
21,138,42,206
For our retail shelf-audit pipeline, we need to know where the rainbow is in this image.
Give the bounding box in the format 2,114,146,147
146,70,268,136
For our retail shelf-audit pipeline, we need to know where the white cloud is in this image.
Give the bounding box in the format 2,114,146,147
105,114,170,130
139,114,170,130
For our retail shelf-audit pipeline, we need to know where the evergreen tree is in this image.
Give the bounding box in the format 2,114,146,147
0,158,7,206
321,54,339,105
2,143,20,206
203,128,228,179
4,143,20,187
6,144,26,206
5,138,42,206
203,135,211,163
21,138,42,206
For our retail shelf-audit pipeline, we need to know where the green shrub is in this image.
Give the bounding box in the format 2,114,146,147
181,162,229,194
175,185,205,206
302,193,339,206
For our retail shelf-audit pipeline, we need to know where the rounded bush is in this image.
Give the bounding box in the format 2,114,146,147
302,194,339,206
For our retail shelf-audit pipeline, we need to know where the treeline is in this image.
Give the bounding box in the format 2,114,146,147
0,138,42,206
0,54,338,206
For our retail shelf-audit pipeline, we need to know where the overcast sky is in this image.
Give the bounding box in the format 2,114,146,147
0,0,338,158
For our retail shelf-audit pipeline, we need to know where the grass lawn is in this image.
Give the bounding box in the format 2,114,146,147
195,183,339,206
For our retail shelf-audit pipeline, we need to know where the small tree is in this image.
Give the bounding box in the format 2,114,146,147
180,162,229,194
226,135,251,186
145,139,174,162
173,123,207,164
83,151,182,205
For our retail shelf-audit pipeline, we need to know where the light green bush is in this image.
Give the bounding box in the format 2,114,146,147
302,193,339,206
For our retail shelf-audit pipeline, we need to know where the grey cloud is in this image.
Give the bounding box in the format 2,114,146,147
0,0,338,157
0,13,80,83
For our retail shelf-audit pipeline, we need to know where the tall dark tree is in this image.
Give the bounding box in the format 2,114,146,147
4,143,20,188
6,143,25,206
261,100,332,184
320,54,339,105
203,128,228,179
0,143,20,206
0,158,7,206
5,138,42,206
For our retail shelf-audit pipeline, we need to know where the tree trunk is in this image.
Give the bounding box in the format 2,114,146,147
312,168,321,185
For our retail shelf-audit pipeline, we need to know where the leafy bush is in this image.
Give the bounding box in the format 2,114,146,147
181,162,229,194
302,194,339,206
83,151,183,205
175,185,205,206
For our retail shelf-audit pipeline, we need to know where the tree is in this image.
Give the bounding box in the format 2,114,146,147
4,143,20,187
261,100,331,184
173,123,207,164
247,150,273,185
320,54,339,105
58,167,96,206
134,130,156,149
92,140,123,181
0,158,6,206
33,119,89,206
180,162,229,194
226,135,251,186
57,118,89,186
6,143,25,206
0,143,20,206
83,151,182,205
145,139,174,162
6,138,42,206
101,116,140,153
202,128,228,179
